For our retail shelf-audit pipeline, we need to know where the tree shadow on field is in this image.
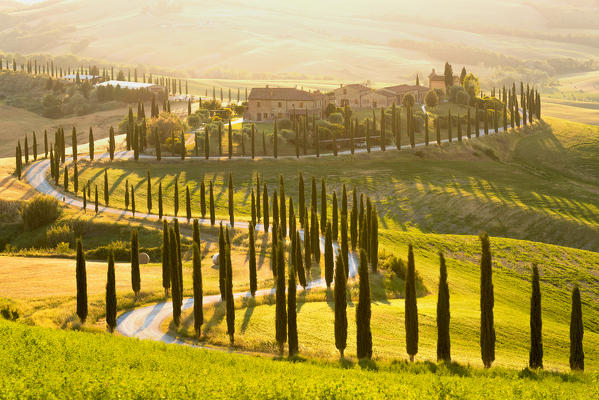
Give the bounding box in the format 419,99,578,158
203,301,225,335
325,288,334,311
240,296,256,333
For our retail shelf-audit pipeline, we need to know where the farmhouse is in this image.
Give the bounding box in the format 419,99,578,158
246,86,326,121
428,69,460,92
380,84,429,104
94,80,163,94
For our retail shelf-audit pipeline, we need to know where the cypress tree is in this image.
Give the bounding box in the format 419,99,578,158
73,163,79,193
405,244,418,362
186,186,191,222
256,174,261,223
218,123,222,156
369,208,378,272
82,181,87,211
32,131,37,161
44,130,48,158
484,109,489,135
209,181,215,226
192,242,203,337
174,180,179,216
303,208,311,276
71,127,77,161
75,238,88,324
356,248,372,359
200,181,206,219
146,170,152,213
437,252,451,362
334,253,347,358
320,177,327,234
569,286,584,371
529,264,543,369
315,124,320,157
228,120,233,159
158,182,163,220
263,183,269,233
298,172,305,228
273,119,278,159
95,185,99,214
64,164,69,191
457,114,462,142
174,219,183,299
275,237,287,356
228,172,234,227
467,108,472,139
106,249,116,333
249,223,257,296
480,232,496,368
295,230,306,288
279,176,287,237
288,256,298,357
332,192,338,241
204,126,210,159
103,169,109,206
272,190,279,230
131,184,135,216
124,183,129,211
88,128,94,161
436,118,441,145
109,127,115,161
251,124,255,159
324,222,334,287
447,110,452,142
311,209,320,263
225,240,235,345
131,229,140,297
169,228,181,327
350,187,358,249
251,189,256,227
180,131,185,160
162,219,170,296
218,224,226,300
503,103,508,133
341,213,349,278
475,104,480,137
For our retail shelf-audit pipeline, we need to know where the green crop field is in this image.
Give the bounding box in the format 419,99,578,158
1,319,597,399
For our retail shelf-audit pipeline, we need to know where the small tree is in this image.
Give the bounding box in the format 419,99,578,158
103,169,109,206
185,186,191,222
249,223,257,296
263,183,269,233
174,180,179,216
320,178,327,235
89,127,94,161
405,244,419,362
131,229,141,297
287,260,298,357
131,184,136,216
324,222,334,287
275,238,287,356
193,242,203,337
356,249,372,359
228,172,234,227
569,286,584,371
169,228,181,326
161,219,171,296
480,232,496,368
334,253,347,358
225,241,235,345
200,181,206,219
158,182,163,219
105,249,116,332
76,238,88,324
437,252,451,362
529,264,543,369
209,181,215,226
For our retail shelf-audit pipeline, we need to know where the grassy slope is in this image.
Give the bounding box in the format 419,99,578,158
1,319,597,399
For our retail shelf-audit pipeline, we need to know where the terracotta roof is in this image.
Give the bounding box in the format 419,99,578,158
248,87,316,101
383,84,428,94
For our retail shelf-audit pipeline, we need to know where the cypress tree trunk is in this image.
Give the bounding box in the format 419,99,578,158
205,127,210,160
249,223,257,296
89,128,94,161
104,169,109,205
341,213,349,278
218,224,226,300
437,252,451,362
256,174,261,223
146,170,152,213
200,181,206,219
76,239,88,324
436,118,441,145
169,228,181,327
311,210,320,264
320,178,327,235
158,182,163,220
272,190,279,230
288,260,298,357
405,244,419,362
480,232,496,368
228,173,234,227
529,264,543,369
275,236,287,356
174,181,179,216
209,181,215,226
447,110,452,143
295,230,306,288
73,163,79,193
298,172,305,228
303,209,311,277
325,223,334,287
186,186,191,222
106,250,116,332
332,192,338,241
279,175,286,237
228,120,233,159
467,108,472,139
263,183,269,233
369,208,378,272
64,165,69,191
131,185,135,216
350,188,358,249
95,185,99,214
251,190,256,227
131,229,140,297
225,241,235,345
334,253,347,358
162,220,171,297
569,286,584,371
356,249,372,359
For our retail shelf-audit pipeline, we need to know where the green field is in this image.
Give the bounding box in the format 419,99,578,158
1,319,597,399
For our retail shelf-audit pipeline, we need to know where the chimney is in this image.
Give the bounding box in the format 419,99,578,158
340,83,343,88
266,84,269,88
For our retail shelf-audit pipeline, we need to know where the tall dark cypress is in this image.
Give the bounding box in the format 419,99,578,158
103,169,109,206
225,240,235,345
263,183,269,233
275,237,287,356
88,128,94,161
218,224,226,300
298,172,305,228
131,184,135,216
295,230,306,288
479,232,496,368
146,170,152,213
105,249,116,332
311,209,320,263
64,165,69,191
334,253,347,358
174,180,179,216
228,172,234,227
569,286,584,371
279,175,286,237
161,219,171,296
272,190,279,230
320,177,327,234
405,244,418,362
437,252,451,362
169,228,181,326
288,259,298,357
205,126,210,159
185,186,191,222
209,181,215,226
273,119,278,159
332,192,338,241
200,181,206,219
529,264,543,369
158,182,163,220
228,120,233,159
249,223,257,296
369,207,378,272
356,249,372,359
256,174,261,223
95,185,99,214
324,223,334,287
251,189,256,227
131,229,140,297
76,238,87,324
341,213,349,278
350,187,358,249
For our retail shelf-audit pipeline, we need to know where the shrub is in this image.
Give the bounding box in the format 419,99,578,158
44,224,73,248
278,118,292,130
20,195,61,231
328,112,343,124
0,305,19,321
0,200,21,223
424,90,439,108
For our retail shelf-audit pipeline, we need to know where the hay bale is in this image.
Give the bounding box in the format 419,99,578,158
212,253,219,265
139,252,150,264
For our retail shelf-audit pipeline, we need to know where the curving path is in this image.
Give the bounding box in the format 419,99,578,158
23,116,517,351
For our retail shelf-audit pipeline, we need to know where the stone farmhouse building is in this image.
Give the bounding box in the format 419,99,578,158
428,69,460,92
333,83,428,108
246,86,326,121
